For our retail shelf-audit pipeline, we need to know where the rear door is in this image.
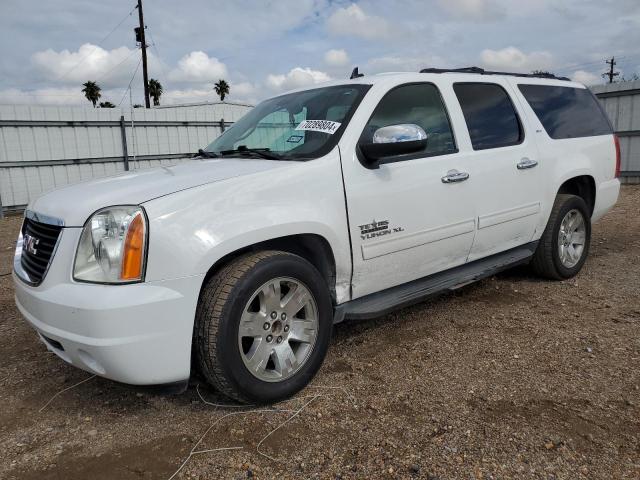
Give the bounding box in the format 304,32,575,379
451,81,544,261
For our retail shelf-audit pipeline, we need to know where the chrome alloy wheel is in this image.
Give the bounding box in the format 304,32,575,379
557,208,587,268
238,277,319,382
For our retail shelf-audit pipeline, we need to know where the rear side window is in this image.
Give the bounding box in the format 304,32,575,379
518,84,612,139
453,83,523,150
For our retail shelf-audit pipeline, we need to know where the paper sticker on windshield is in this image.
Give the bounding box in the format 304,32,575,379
296,120,341,134
287,134,304,143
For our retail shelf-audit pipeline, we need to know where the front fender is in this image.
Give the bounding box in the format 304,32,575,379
141,150,352,302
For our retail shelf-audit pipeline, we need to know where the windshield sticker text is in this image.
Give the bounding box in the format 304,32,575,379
296,120,341,134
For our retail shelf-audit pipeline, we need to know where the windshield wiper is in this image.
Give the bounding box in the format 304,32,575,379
219,146,281,160
194,149,220,158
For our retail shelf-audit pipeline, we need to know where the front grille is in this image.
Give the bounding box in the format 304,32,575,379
20,217,63,285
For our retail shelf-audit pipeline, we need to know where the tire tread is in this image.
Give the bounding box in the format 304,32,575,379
194,251,283,403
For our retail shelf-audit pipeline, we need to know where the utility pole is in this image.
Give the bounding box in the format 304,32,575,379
603,57,619,84
136,0,151,108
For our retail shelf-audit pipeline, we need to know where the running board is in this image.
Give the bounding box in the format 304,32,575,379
334,242,537,323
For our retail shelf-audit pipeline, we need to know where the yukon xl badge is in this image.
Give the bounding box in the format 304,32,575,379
359,219,404,240
23,233,39,255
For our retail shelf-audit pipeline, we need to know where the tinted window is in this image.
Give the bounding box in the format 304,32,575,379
360,83,456,158
453,83,523,150
518,84,612,139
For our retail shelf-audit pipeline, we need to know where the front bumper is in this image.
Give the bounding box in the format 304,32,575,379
13,227,204,385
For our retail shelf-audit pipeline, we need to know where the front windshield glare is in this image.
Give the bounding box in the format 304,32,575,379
205,84,370,160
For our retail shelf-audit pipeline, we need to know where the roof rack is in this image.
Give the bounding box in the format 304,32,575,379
419,66,570,81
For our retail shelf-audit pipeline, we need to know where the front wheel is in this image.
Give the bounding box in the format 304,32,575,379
532,194,591,280
194,251,332,404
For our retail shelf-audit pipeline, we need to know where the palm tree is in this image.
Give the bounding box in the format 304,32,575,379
81,81,102,107
99,101,115,108
214,79,230,102
149,78,163,106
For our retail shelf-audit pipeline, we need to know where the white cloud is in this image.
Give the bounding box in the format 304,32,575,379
168,51,228,83
231,81,258,99
571,70,601,86
266,67,331,92
437,0,505,21
0,86,129,106
327,4,390,39
480,47,554,73
324,49,350,67
365,54,446,73
31,44,149,87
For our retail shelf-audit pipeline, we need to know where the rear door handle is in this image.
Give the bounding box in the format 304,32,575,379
441,169,470,183
517,158,538,170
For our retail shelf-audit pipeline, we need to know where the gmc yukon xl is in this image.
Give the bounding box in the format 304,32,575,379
13,68,620,403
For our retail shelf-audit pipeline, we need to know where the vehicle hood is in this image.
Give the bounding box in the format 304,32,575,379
28,158,292,226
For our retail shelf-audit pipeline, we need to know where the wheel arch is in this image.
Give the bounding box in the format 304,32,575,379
200,233,338,304
557,175,596,216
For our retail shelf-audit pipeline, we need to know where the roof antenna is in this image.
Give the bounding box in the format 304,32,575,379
350,67,364,79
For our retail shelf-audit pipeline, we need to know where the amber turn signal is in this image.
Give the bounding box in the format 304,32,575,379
120,213,145,280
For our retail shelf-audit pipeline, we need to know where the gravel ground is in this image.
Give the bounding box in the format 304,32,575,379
1,186,639,480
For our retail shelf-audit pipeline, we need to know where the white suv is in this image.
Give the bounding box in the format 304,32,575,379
13,68,620,403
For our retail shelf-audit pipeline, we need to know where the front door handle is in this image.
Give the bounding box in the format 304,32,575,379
517,158,538,170
441,169,470,183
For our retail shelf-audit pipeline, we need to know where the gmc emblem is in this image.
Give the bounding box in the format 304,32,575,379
23,233,39,255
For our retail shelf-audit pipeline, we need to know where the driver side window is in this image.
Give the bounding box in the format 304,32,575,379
361,83,456,158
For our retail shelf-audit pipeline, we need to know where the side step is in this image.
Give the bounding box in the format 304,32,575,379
334,242,537,323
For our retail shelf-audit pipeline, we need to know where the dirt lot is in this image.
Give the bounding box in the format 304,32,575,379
1,187,639,480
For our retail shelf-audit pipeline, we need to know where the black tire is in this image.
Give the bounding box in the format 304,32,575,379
194,250,332,404
531,194,591,280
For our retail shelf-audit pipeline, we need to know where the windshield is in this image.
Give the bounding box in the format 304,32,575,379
204,84,370,160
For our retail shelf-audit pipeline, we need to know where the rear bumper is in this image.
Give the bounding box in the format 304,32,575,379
14,270,203,385
592,178,620,222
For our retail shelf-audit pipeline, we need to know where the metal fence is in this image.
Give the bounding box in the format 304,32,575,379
0,102,252,215
592,80,640,184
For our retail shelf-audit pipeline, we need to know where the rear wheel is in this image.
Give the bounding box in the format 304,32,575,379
194,251,332,404
532,194,591,280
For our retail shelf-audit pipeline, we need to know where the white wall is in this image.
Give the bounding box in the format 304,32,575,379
0,102,252,210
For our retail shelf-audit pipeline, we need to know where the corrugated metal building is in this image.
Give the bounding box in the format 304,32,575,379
592,80,640,184
0,101,252,213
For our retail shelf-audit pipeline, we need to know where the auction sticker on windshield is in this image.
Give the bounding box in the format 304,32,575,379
296,120,341,134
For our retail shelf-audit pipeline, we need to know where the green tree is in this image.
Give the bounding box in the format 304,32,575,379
99,101,115,108
148,78,163,106
81,81,102,107
214,79,230,101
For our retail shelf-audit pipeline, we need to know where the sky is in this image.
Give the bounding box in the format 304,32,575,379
0,0,639,107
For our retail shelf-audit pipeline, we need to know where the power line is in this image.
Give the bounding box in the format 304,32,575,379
55,4,137,82
119,57,143,106
95,47,141,82
145,27,170,87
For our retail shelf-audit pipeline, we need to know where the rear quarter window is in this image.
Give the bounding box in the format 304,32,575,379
518,84,613,139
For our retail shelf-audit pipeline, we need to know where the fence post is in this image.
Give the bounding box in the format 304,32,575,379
0,177,4,219
219,118,225,132
120,115,129,171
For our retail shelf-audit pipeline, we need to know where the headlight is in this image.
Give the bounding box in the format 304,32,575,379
73,206,147,284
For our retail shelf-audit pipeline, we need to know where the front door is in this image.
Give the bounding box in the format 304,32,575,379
340,82,476,299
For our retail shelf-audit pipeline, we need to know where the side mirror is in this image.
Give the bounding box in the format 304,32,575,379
360,124,428,168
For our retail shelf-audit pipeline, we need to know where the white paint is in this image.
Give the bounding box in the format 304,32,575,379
13,71,620,386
